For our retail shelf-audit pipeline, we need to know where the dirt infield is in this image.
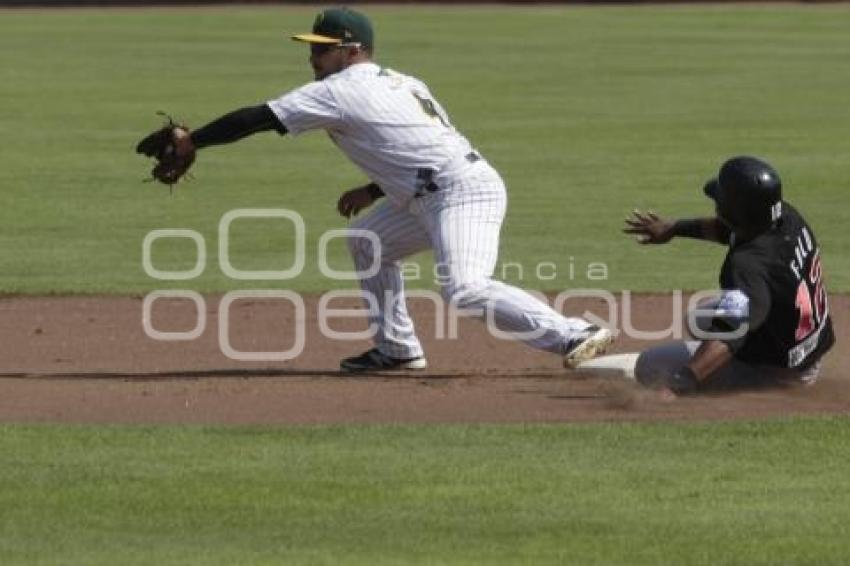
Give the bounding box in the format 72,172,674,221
1,294,847,425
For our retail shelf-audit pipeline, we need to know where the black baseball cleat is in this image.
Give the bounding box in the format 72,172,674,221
340,348,428,372
563,325,614,369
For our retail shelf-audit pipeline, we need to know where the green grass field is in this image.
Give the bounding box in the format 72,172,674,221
2,6,849,564
3,418,850,565
1,4,849,293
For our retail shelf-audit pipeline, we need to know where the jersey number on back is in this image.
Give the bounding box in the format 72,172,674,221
795,250,828,341
412,93,449,128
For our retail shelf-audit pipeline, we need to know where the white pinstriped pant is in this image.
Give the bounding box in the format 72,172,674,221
348,161,591,359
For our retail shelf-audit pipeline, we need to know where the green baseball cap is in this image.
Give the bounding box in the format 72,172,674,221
292,8,374,50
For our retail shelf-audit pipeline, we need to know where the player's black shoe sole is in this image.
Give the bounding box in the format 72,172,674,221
340,348,428,372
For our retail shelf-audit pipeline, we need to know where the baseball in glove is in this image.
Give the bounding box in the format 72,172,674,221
136,112,196,187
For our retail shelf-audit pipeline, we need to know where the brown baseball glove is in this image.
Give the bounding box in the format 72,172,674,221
136,112,196,186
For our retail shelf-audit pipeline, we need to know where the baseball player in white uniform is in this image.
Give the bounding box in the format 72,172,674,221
149,8,613,372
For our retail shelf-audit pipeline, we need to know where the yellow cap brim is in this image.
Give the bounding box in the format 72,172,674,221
292,33,341,45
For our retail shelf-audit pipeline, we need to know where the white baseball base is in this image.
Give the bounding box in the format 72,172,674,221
575,352,640,380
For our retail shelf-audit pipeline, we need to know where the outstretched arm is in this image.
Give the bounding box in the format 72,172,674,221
624,210,730,245
172,104,287,156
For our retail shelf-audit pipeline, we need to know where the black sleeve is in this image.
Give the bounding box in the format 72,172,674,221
190,104,287,149
715,221,732,244
672,219,704,239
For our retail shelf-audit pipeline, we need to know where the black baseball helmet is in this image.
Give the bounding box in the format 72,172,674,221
703,156,782,231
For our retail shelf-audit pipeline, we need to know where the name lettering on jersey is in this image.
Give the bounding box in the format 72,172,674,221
789,226,814,280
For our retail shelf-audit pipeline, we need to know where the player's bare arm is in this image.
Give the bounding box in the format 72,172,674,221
662,340,733,397
624,210,729,244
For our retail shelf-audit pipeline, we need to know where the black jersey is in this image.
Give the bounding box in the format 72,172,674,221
715,203,834,369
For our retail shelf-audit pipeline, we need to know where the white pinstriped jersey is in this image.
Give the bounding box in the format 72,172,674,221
267,62,475,206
